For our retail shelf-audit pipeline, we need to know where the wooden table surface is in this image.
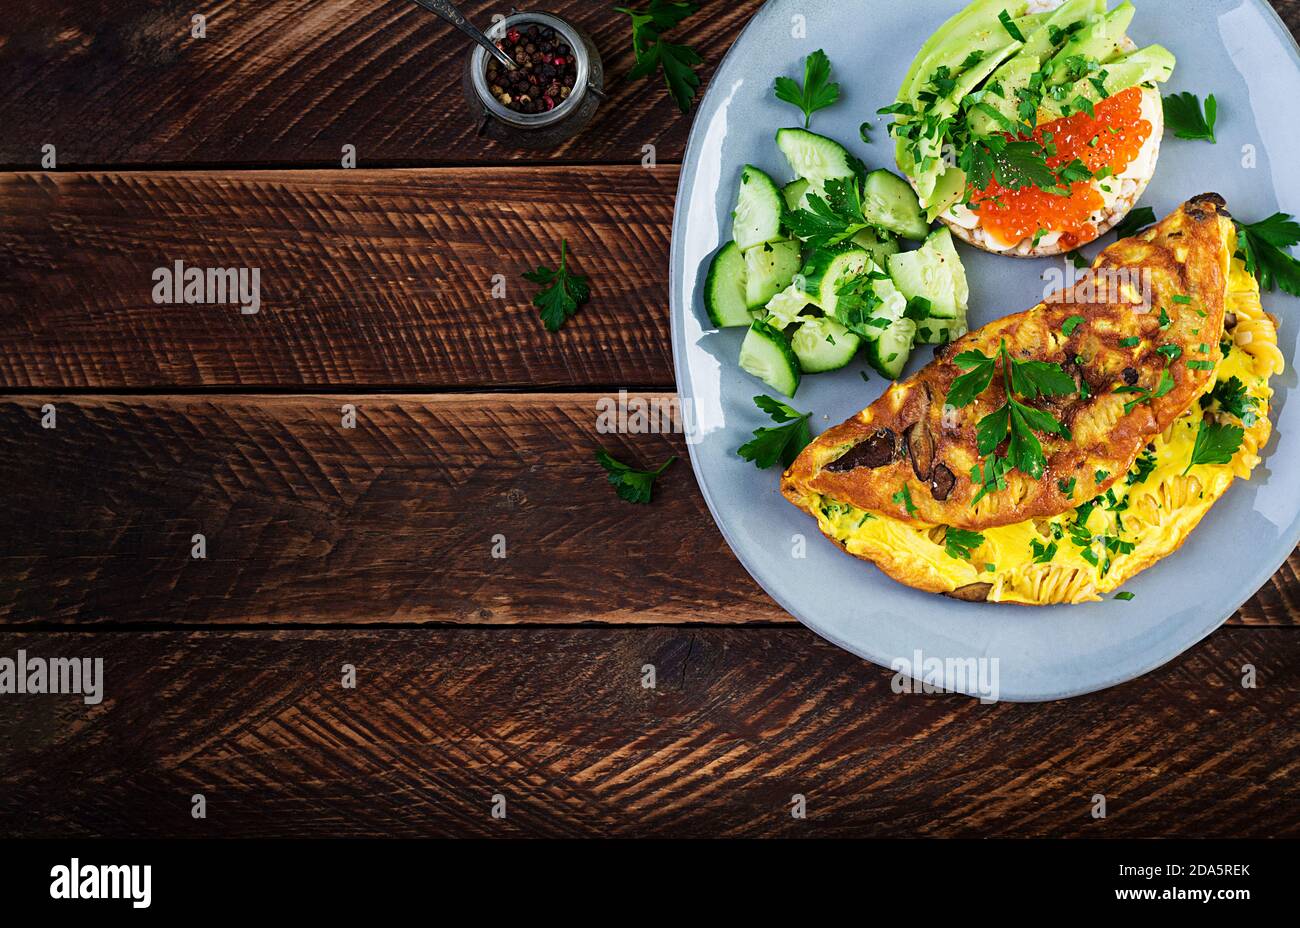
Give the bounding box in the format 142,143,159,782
1,0,1298,838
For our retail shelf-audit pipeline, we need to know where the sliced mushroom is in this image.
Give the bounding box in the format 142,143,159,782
823,429,897,473
1225,312,1238,330
905,420,936,482
929,464,956,501
1121,366,1138,386
945,582,993,603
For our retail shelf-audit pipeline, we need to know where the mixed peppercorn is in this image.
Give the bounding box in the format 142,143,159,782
488,24,578,115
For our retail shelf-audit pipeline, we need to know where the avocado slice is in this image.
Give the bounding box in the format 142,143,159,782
1040,44,1176,120
968,0,1106,135
1046,1,1136,85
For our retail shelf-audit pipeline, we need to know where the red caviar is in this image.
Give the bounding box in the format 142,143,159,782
969,86,1152,248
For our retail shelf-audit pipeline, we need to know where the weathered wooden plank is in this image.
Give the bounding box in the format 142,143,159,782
0,627,1295,837
0,168,677,388
0,393,1294,626
0,0,761,167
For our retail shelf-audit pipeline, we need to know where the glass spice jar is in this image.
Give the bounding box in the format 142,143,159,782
463,11,604,149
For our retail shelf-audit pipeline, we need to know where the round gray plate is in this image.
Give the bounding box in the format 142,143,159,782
670,0,1300,701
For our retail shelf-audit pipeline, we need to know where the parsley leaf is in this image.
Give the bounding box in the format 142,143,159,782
737,395,813,469
997,9,1026,43
1182,419,1244,475
1235,213,1300,296
1062,315,1085,335
596,449,676,503
1111,206,1157,240
784,177,872,248
892,483,918,515
1162,91,1218,143
1203,375,1259,425
523,239,591,331
1030,538,1058,564
774,49,840,128
943,526,986,562
1114,591,1136,601
617,1,703,113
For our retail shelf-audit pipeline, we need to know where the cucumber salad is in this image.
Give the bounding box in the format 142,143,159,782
705,127,971,397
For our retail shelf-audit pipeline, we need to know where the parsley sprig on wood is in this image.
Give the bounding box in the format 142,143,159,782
615,1,703,113
523,239,590,331
946,341,1077,503
596,449,676,503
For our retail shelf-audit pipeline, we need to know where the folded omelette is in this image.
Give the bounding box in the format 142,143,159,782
782,194,1284,604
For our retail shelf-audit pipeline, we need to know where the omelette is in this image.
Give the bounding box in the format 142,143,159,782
781,194,1285,604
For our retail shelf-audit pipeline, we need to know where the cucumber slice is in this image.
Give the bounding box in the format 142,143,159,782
733,165,784,251
888,248,959,320
850,228,901,270
865,318,917,380
775,128,860,197
915,316,968,346
791,317,861,373
926,226,969,310
739,320,801,397
817,249,875,320
762,283,814,330
862,170,929,241
744,240,802,309
703,242,751,328
781,179,810,212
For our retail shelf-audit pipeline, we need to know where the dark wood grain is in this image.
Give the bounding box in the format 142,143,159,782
0,0,762,167
0,168,679,389
0,626,1295,837
0,393,1294,627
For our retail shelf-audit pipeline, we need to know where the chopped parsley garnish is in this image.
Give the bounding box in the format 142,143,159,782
1111,206,1157,240
1156,344,1182,361
596,449,676,504
948,341,1075,501
774,49,841,128
1186,360,1214,371
737,395,813,469
1182,419,1245,475
1235,213,1300,296
1202,375,1259,426
1118,336,1140,348
1030,538,1058,564
859,121,872,144
1157,307,1171,330
784,176,873,249
892,483,918,515
943,526,986,562
1126,446,1158,486
1171,294,1192,304
617,1,703,113
524,239,591,331
1062,315,1085,336
1058,476,1077,497
1095,469,1109,484
997,9,1026,42
1067,252,1091,270
1162,91,1218,143
1117,366,1176,414
1114,591,1136,601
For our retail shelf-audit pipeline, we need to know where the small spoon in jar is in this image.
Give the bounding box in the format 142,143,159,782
404,0,518,71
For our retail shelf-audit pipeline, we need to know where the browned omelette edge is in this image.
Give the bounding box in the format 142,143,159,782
782,194,1234,531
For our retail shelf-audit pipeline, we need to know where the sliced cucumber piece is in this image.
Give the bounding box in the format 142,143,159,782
915,316,968,346
850,228,902,270
733,165,784,251
865,318,917,380
703,242,751,328
862,170,929,241
781,178,810,212
744,240,802,310
762,283,814,331
888,248,959,320
817,249,875,320
739,320,801,397
926,226,969,310
790,317,861,373
775,128,860,197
